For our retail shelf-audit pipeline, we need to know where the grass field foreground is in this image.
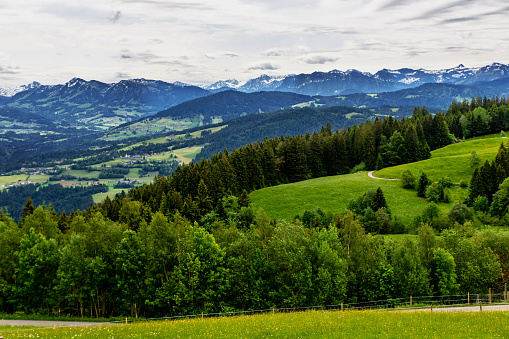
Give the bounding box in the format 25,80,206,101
3,309,509,338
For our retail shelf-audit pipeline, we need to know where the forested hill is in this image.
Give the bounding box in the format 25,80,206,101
196,105,414,160
152,90,314,123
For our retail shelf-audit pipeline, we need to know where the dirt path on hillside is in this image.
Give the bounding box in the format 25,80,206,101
367,171,399,181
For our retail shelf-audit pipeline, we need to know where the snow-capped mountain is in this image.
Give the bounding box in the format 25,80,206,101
0,81,41,97
203,79,242,92
203,63,509,96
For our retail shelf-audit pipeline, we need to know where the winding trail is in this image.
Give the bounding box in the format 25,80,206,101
367,171,399,181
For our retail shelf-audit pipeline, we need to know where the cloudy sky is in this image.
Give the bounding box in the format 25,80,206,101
1,0,508,87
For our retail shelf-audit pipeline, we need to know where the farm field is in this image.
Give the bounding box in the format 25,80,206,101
3,309,509,338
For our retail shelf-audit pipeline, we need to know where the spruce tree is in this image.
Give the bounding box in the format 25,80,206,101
467,167,484,206
417,172,431,197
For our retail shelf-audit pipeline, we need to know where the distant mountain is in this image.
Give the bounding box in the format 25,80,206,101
0,108,55,126
316,83,490,109
115,82,482,139
152,90,313,124
0,78,210,129
206,63,509,96
0,81,41,97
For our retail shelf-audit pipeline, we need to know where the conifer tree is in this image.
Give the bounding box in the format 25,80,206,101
417,172,431,197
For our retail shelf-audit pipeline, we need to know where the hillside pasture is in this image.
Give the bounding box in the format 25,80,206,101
249,171,455,222
375,134,506,182
250,135,506,222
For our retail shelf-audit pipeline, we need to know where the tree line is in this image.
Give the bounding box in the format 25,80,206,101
0,201,505,318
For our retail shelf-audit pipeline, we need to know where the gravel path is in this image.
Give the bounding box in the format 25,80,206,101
368,171,399,181
0,319,112,327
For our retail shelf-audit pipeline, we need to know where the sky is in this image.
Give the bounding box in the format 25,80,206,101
1,0,509,88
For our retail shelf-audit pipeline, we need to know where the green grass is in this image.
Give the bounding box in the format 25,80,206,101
66,169,100,179
92,189,126,204
4,309,509,338
0,175,29,188
374,134,506,182
250,171,460,222
250,135,506,222
173,146,204,163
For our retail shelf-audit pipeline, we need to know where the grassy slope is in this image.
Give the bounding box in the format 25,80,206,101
250,171,440,222
4,310,509,338
250,134,507,222
374,135,506,182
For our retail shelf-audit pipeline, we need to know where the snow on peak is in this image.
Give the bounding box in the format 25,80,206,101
0,81,42,96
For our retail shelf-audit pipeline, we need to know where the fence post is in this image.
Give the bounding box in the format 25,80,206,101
272,308,274,314
341,303,343,311
202,312,203,318
125,318,127,325
489,288,492,304
505,283,507,302
430,304,433,312
480,301,482,312
410,296,412,307
468,292,470,305
477,294,479,304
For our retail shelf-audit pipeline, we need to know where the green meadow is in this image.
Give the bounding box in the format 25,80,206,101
375,134,506,182
250,134,507,222
3,309,509,338
250,171,456,222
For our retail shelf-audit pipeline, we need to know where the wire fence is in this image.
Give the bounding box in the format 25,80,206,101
109,290,509,325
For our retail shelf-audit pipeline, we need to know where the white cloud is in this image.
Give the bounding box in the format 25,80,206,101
248,63,280,71
301,55,339,65
0,0,507,86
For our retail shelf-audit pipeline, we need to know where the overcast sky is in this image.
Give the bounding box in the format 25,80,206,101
1,0,508,87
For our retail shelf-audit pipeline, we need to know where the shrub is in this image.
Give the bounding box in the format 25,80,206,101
439,176,453,188
401,170,415,189
350,161,366,173
459,179,468,188
448,203,473,224
473,195,489,212
425,182,443,203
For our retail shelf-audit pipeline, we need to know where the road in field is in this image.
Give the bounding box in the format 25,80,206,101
2,304,509,328
417,304,509,312
0,319,112,327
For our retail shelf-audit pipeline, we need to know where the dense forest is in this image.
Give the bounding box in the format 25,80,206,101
0,183,107,222
1,96,509,318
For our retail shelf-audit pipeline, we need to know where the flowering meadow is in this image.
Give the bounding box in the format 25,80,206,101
2,309,509,338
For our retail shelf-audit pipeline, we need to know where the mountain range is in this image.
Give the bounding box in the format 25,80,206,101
0,78,209,129
1,62,509,131
204,62,509,96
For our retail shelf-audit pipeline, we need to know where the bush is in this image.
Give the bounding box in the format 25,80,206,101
401,170,415,189
448,203,473,224
425,182,443,203
459,179,468,188
350,162,366,174
439,176,453,188
473,195,489,212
